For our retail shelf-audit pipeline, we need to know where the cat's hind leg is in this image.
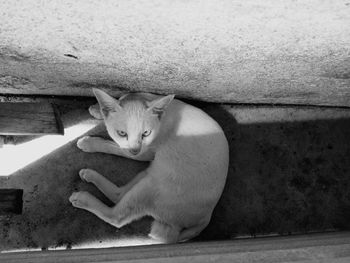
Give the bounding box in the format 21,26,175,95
79,169,121,203
70,174,153,229
79,169,148,204
69,191,117,227
107,177,155,228
69,175,153,229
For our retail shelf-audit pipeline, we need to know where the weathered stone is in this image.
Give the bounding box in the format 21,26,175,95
0,0,350,105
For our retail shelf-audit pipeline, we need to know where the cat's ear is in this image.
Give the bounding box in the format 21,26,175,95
147,94,175,118
92,88,122,118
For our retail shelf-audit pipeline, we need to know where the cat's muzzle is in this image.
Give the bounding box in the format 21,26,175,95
129,147,141,155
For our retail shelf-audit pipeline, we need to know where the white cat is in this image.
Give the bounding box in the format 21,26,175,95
69,89,229,243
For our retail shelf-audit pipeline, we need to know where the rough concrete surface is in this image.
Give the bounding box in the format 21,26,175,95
2,233,350,263
0,0,350,106
0,99,350,251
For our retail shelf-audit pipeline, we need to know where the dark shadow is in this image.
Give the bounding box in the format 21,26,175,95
196,104,350,241
0,102,350,250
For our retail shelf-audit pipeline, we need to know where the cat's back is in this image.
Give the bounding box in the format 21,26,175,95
163,99,228,155
152,99,229,193
148,99,228,227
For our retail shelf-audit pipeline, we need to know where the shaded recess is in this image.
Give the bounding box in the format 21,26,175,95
0,99,349,250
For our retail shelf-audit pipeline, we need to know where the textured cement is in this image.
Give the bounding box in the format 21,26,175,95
0,99,350,251
0,0,350,106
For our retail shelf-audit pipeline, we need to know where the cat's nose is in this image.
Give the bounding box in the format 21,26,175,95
129,147,141,155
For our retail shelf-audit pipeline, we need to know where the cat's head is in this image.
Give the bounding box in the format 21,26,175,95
93,88,174,156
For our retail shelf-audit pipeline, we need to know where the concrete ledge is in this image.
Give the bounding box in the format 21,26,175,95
1,232,350,263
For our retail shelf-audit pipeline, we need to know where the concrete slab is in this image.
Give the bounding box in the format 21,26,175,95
0,98,350,251
0,0,350,106
2,232,350,263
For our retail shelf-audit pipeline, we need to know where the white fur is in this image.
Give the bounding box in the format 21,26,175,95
70,89,229,243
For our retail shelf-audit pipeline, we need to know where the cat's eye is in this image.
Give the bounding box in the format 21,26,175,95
117,130,127,137
142,130,152,137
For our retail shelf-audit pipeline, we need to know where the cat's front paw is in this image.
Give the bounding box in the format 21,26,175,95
77,136,97,152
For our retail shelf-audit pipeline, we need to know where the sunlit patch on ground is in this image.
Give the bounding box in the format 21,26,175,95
2,237,160,253
72,237,161,250
0,122,98,176
0,117,160,253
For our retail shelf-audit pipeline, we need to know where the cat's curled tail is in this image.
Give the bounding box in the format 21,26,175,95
149,221,181,243
149,219,210,243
